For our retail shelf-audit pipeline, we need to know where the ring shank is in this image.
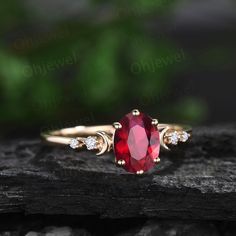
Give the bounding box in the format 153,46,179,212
41,124,192,146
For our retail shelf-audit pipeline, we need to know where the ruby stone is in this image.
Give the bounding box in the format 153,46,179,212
114,112,160,173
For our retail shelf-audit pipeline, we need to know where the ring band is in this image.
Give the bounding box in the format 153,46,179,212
41,109,192,174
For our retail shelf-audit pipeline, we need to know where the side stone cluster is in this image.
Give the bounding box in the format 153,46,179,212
165,131,190,145
69,137,98,150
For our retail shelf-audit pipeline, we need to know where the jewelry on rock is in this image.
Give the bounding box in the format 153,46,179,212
41,109,192,174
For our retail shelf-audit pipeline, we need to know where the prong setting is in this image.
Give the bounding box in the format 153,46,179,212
117,160,125,166
152,119,159,126
132,109,140,116
154,157,160,163
113,122,122,129
136,170,144,175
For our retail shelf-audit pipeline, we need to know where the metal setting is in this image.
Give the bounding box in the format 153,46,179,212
160,126,171,151
113,122,122,130
152,119,159,126
117,160,126,166
132,109,140,116
154,157,160,163
96,131,113,156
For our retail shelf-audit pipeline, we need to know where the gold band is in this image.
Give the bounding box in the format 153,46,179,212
42,125,114,145
41,124,192,154
41,109,192,174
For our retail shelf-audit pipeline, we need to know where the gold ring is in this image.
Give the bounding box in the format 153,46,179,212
41,109,192,174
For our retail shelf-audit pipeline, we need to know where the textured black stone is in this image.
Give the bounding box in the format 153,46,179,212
116,220,221,236
1,218,236,236
0,126,236,220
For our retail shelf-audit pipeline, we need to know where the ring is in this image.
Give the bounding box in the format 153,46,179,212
41,109,192,174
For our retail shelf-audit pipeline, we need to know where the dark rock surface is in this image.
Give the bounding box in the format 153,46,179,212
0,126,236,220
116,220,220,236
0,216,236,236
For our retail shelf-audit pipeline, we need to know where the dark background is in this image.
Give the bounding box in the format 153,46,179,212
0,0,235,139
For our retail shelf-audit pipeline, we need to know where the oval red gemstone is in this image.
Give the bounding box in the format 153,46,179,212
114,112,160,173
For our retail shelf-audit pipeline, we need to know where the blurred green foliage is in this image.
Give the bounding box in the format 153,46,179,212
0,0,206,133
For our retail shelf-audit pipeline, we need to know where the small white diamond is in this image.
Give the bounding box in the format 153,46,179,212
69,139,79,149
180,131,190,142
84,136,97,150
169,131,179,145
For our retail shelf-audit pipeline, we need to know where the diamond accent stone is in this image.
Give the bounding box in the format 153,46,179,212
179,131,190,142
84,136,97,150
169,131,179,145
69,138,79,149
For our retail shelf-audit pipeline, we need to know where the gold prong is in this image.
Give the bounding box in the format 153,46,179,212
152,119,159,126
154,157,160,163
117,160,125,166
136,170,144,175
132,109,140,116
113,122,122,129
